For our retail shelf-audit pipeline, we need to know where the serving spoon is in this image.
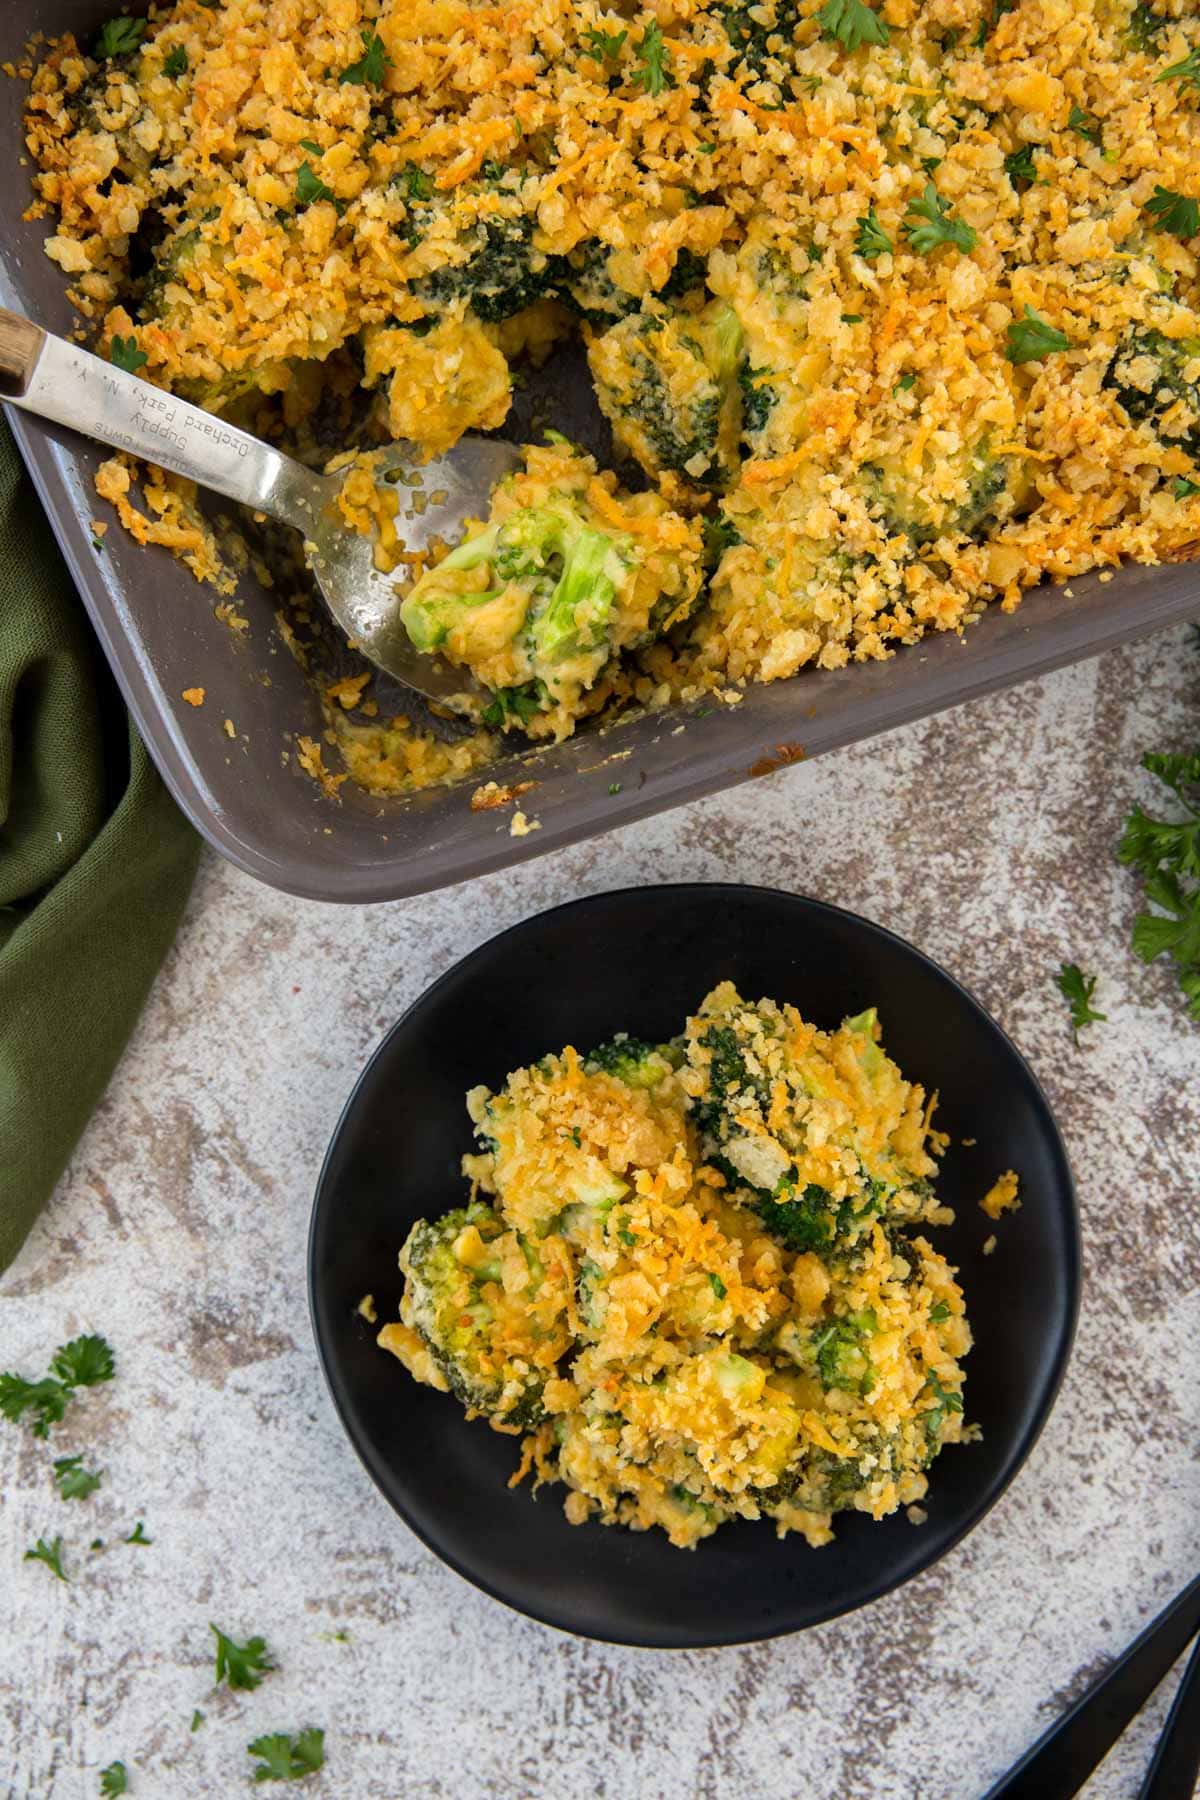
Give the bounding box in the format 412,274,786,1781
0,307,520,704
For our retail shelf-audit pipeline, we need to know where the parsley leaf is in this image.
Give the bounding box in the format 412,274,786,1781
1055,962,1106,1040
1005,305,1070,364
1173,475,1200,498
191,1710,206,1732
1118,750,1200,1020
397,163,433,203
922,1367,963,1442
52,1334,115,1388
817,0,889,51
99,1764,129,1797
298,138,322,155
854,206,892,259
295,161,334,207
0,1373,70,1437
163,45,188,76
1004,144,1038,185
903,183,977,255
109,336,148,376
24,1535,68,1581
1145,186,1200,239
340,28,390,85
96,16,147,58
975,0,1016,43
247,1728,326,1782
708,1271,727,1299
929,1300,951,1323
632,20,672,94
212,1624,275,1690
125,1520,152,1545
895,371,917,391
1068,103,1102,146
53,1454,103,1501
1156,45,1200,88
582,26,627,59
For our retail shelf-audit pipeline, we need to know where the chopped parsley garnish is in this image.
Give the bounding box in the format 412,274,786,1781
53,1454,103,1501
212,1624,275,1690
24,1535,68,1581
975,0,1016,43
854,206,892,259
582,26,627,60
340,28,390,85
191,1710,206,1732
96,16,147,58
246,1729,326,1782
922,1366,963,1442
1004,144,1038,185
817,0,889,51
1156,45,1200,89
1145,186,1200,239
1118,749,1200,1021
298,138,322,155
617,1226,638,1247
163,45,188,77
1173,475,1200,498
295,161,334,207
841,312,864,324
1067,103,1102,146
708,1272,727,1299
1055,962,1106,1040
398,163,433,203
109,336,148,375
929,1300,951,1323
903,183,977,255
125,1520,152,1545
1,1333,115,1438
608,781,622,794
99,1764,129,1797
632,20,672,94
895,372,917,391
1005,305,1070,364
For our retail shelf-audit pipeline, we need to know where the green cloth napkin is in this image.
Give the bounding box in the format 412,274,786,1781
0,419,200,1272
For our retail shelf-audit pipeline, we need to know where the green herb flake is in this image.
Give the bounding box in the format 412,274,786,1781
903,183,977,255
96,16,147,58
298,138,322,155
895,372,917,392
296,161,335,207
1004,144,1038,185
52,1334,115,1388
1055,962,1106,1039
1145,186,1200,239
24,1535,68,1581
0,1373,70,1437
1156,45,1200,89
1004,305,1070,364
163,45,188,77
1173,475,1200,498
1067,103,1102,146
125,1520,152,1545
697,141,717,154
99,1763,129,1797
191,1710,205,1732
53,1454,103,1501
816,0,889,51
109,335,148,375
632,20,672,95
582,26,627,60
340,28,390,85
708,1272,728,1300
854,206,892,260
211,1624,275,1691
929,1300,951,1323
841,312,864,324
608,781,622,795
618,1227,638,1247
246,1728,326,1783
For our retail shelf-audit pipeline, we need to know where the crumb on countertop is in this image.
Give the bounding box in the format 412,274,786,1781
509,810,541,837
181,686,205,707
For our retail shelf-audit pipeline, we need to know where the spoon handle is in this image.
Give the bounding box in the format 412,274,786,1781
0,306,327,534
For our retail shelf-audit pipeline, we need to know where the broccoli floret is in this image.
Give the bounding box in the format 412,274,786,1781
400,1203,546,1425
402,171,557,324
719,0,801,77
1104,324,1200,453
556,240,642,324
659,247,709,300
587,299,745,488
583,1036,682,1086
865,438,1029,546
690,1022,767,1139
739,360,778,438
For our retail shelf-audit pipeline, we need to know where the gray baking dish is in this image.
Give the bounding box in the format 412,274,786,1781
4,0,1198,904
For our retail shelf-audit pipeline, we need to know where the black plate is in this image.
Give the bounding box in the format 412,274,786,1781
308,885,1080,1648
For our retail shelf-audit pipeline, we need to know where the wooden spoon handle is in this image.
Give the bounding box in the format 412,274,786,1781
0,308,46,395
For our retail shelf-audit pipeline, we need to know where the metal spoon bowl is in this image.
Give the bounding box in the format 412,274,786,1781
0,307,520,705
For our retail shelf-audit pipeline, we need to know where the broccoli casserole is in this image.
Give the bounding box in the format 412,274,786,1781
378,985,976,1548
20,0,1200,781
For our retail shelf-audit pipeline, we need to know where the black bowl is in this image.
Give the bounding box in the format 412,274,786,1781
308,885,1079,1648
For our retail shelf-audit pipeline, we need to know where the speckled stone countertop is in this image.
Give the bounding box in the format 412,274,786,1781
3,625,1198,1800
